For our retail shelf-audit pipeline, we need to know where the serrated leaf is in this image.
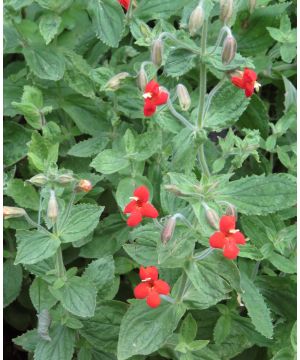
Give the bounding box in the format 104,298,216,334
240,272,273,339
282,76,297,113
39,13,61,45
23,46,65,81
15,230,60,265
7,179,40,210
49,276,97,318
90,149,130,174
213,315,231,345
68,136,110,158
13,329,39,352
164,49,197,77
58,204,104,243
34,325,75,360
4,260,23,307
80,301,127,353
217,174,296,215
135,0,191,20
117,301,186,360
82,256,115,290
89,0,125,48
29,277,57,311
204,82,250,131
180,313,197,343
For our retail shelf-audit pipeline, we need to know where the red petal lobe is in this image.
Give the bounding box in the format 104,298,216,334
223,240,239,260
134,282,151,299
127,210,142,227
153,279,170,295
219,215,236,234
209,231,226,248
155,91,169,106
124,200,137,214
145,80,159,94
139,266,159,281
232,231,246,245
146,290,161,308
141,203,159,218
134,186,149,203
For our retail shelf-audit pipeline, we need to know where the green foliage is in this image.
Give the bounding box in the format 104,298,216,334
4,0,296,359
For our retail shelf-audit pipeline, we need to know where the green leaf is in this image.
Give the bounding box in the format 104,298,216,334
165,49,197,77
39,13,62,45
68,136,110,158
88,0,125,48
213,315,231,345
90,149,130,175
13,329,39,352
280,43,296,63
3,122,32,166
49,276,97,318
80,301,128,353
58,204,104,243
6,179,40,210
290,321,296,352
180,313,197,343
117,301,186,360
34,325,75,360
4,260,23,307
12,102,42,129
15,230,60,265
217,174,296,215
204,82,250,131
240,272,273,339
29,277,57,311
35,0,73,12
82,256,115,290
135,0,191,20
23,46,65,81
267,252,296,274
282,76,297,113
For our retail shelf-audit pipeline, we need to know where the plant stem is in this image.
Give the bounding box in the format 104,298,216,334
193,247,214,260
159,32,200,55
197,20,210,178
176,271,188,302
167,99,195,130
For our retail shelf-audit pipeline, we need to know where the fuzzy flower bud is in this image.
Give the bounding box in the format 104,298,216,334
161,216,177,244
47,190,58,223
225,203,237,218
222,35,237,65
176,84,191,111
248,0,256,13
76,179,93,193
3,206,26,219
27,174,48,187
151,39,163,67
220,0,234,23
137,68,148,91
104,72,130,91
57,174,75,185
189,5,205,36
205,207,220,230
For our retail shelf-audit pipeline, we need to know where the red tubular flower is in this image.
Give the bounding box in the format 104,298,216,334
134,266,170,308
143,80,169,117
231,68,261,97
118,0,129,10
124,186,159,227
209,215,246,260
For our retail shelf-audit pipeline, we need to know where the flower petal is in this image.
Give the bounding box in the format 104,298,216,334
155,91,169,106
153,279,170,295
209,231,226,249
232,231,246,245
134,186,149,203
118,0,129,10
219,215,236,234
146,290,161,308
134,282,151,299
223,239,239,260
124,200,137,214
127,210,142,227
145,80,159,94
243,68,257,82
244,82,254,97
144,99,156,117
231,76,244,89
140,203,159,218
139,266,158,281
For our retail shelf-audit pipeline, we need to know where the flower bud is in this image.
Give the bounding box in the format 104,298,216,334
205,207,220,229
76,179,93,193
164,185,183,196
222,35,237,65
47,190,58,223
248,0,256,13
189,5,205,36
225,203,237,218
3,206,26,219
220,0,234,23
137,68,148,91
176,84,191,111
27,174,48,187
161,216,177,244
57,174,75,185
151,39,163,67
104,72,130,91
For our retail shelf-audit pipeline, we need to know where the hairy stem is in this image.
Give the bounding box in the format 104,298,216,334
159,32,200,54
167,99,195,130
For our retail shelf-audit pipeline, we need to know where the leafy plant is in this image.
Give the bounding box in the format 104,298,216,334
3,0,296,359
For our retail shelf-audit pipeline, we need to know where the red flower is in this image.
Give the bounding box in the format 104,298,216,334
124,186,159,227
143,80,169,117
209,215,246,260
134,266,170,308
231,68,261,97
118,0,129,10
